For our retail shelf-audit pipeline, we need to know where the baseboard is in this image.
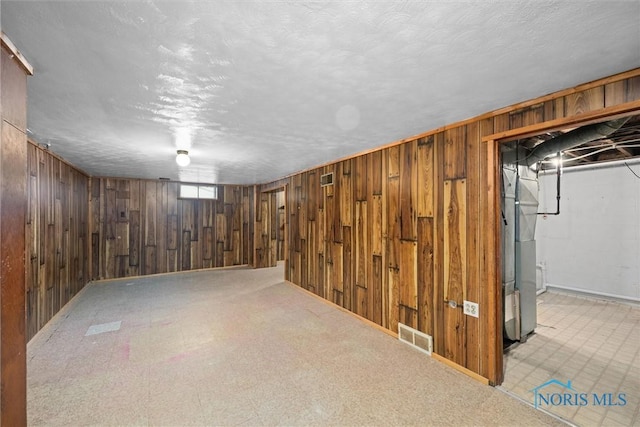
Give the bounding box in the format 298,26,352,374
545,283,640,306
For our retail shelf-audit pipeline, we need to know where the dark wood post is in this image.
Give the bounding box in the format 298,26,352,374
0,34,33,427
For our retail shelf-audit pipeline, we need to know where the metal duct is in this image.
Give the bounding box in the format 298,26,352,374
502,164,538,341
502,117,629,166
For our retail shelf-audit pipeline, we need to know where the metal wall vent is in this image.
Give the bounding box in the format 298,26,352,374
398,323,433,356
320,172,334,187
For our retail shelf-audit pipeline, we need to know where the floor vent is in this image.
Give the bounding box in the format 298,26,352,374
398,323,433,356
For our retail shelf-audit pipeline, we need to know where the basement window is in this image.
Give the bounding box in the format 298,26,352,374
179,184,218,200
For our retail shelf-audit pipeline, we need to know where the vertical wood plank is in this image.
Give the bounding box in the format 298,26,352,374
129,210,140,266
564,86,605,116
626,76,640,102
105,186,117,240
372,255,383,325
355,201,368,289
388,146,400,178
156,182,168,273
417,217,434,337
605,81,626,107
417,136,434,218
433,133,445,355
331,242,343,296
371,150,383,195
306,172,317,222
182,231,191,270
167,249,177,272
167,215,178,250
443,179,467,365
224,203,233,254
480,139,502,384
493,114,509,133
144,245,157,274
203,227,213,260
354,285,367,318
343,226,352,311
129,180,140,211
340,161,353,228
444,127,467,180
371,195,383,256
398,240,418,310
318,253,325,299
38,161,46,265
307,221,317,291
115,222,129,256
244,187,253,265
327,170,340,245
465,121,481,374
522,104,544,126
388,266,400,333
480,117,495,139
91,233,99,279
354,155,367,201
380,147,389,329
145,181,157,246
399,140,417,241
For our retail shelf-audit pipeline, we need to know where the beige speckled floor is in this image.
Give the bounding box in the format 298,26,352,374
28,264,562,426
502,291,640,427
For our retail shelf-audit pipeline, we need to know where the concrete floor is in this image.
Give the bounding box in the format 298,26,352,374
28,264,562,426
502,290,640,427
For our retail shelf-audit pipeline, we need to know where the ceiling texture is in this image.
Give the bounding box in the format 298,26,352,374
2,1,639,185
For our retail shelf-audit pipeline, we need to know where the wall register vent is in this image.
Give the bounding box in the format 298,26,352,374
398,323,433,356
320,172,334,187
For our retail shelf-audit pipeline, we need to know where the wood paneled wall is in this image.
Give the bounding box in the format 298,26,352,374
25,143,90,341
1,39,31,425
90,179,253,280
260,70,640,384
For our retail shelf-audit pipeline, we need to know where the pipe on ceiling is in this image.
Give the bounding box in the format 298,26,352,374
502,117,630,166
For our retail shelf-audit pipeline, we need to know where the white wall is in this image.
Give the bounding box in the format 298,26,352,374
535,161,640,301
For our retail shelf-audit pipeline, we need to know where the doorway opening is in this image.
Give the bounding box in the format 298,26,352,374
255,186,287,270
275,189,285,262
498,113,640,426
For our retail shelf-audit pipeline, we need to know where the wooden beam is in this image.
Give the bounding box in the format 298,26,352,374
614,145,634,158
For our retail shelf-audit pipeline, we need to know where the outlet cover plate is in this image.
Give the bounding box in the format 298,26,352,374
463,300,479,318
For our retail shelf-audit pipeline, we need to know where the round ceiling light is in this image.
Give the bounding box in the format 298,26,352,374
176,149,190,167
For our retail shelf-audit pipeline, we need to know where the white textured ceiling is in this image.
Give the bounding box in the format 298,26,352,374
2,1,639,185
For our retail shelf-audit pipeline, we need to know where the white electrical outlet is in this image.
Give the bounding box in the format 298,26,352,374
463,300,479,318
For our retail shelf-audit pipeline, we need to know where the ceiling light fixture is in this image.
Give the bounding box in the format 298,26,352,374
176,149,190,167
